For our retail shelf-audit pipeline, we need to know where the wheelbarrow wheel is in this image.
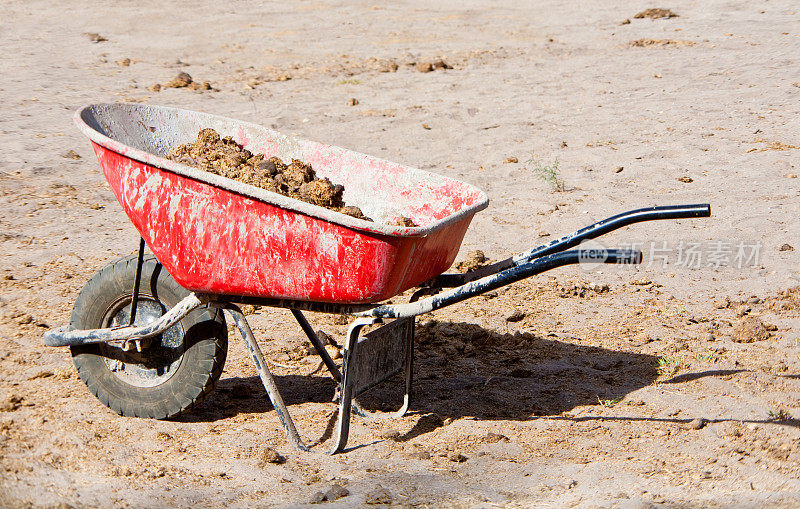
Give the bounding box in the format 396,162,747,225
69,253,227,419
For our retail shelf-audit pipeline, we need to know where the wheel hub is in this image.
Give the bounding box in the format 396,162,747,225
101,298,184,387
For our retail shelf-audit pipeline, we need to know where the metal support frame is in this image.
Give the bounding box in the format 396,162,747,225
128,237,146,326
224,304,310,452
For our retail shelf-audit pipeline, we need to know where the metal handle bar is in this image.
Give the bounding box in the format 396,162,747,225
355,248,642,319
432,204,710,287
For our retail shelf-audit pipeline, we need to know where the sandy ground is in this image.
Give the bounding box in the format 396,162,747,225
2,0,800,507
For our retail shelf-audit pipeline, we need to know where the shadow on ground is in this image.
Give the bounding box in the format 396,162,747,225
180,319,660,424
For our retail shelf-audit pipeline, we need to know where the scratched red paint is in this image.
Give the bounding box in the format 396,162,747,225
94,143,474,303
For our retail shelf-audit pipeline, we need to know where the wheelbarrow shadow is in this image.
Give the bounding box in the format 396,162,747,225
181,319,658,426
356,319,659,420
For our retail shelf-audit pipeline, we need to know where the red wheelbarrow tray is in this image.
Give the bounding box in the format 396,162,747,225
75,104,489,304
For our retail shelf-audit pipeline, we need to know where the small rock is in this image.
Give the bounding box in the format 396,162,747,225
15,314,34,325
786,173,798,179
164,72,193,88
148,83,162,93
634,8,679,19
365,485,393,505
432,58,451,70
620,18,631,25
677,176,693,183
421,123,431,130
506,309,526,322
116,58,131,67
689,417,708,430
615,166,624,173
309,491,326,504
348,98,359,106
257,447,285,466
503,156,519,164
408,450,430,460
629,277,652,286
380,429,401,441
85,32,107,43
561,141,568,148
448,451,468,463
326,484,349,501
455,250,488,272
485,432,509,443
732,316,775,343
713,298,730,309
779,243,794,252
415,62,433,73
63,150,81,160
0,394,23,412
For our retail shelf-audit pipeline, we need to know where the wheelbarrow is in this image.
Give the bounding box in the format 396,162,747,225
44,103,711,453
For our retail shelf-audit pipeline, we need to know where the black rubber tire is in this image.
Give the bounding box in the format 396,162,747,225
70,254,227,419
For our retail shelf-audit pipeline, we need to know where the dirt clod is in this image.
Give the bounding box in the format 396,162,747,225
365,485,393,505
448,451,468,462
506,309,526,322
633,8,679,19
326,484,349,501
454,250,489,272
166,128,371,220
85,33,107,43
732,316,775,343
258,447,285,466
485,432,509,443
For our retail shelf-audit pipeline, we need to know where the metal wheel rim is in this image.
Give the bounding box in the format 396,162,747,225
99,295,185,388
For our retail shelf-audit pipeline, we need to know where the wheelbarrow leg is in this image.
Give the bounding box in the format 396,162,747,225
330,317,378,454
291,309,342,383
224,305,310,452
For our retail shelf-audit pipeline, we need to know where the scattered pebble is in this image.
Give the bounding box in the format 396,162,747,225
454,250,489,272
779,243,794,252
407,450,430,460
421,123,431,130
485,432,509,443
689,417,708,430
365,485,393,505
380,429,401,441
786,173,798,179
348,98,359,106
503,156,519,164
258,447,285,466
327,484,349,501
310,484,349,504
732,316,776,343
633,8,679,19
506,309,526,322
85,32,107,43
63,150,81,160
0,394,24,412
677,176,693,183
629,278,652,286
116,58,131,67
448,451,468,463
415,62,433,73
